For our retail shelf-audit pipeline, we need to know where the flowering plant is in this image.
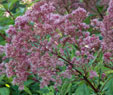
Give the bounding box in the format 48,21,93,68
0,0,113,94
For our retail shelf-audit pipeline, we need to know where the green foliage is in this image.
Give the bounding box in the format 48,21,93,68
0,87,10,95
75,83,90,95
24,86,32,95
103,78,113,95
59,81,72,95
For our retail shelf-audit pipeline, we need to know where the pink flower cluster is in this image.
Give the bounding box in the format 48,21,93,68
44,0,84,14
0,0,112,90
100,0,113,64
43,0,109,17
0,45,4,54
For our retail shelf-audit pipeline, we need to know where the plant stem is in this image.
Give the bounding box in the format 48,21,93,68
34,43,99,93
83,76,99,93
0,33,6,40
56,52,99,93
96,7,104,19
6,10,15,20
3,5,15,20
104,64,113,70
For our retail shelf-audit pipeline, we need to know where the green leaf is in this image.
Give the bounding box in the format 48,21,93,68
2,3,8,9
0,75,5,81
0,40,6,45
8,0,18,10
60,81,72,95
96,5,104,13
39,87,49,94
24,86,32,95
104,78,113,95
88,49,102,66
80,0,83,2
0,87,10,95
75,83,90,95
84,17,90,24
41,86,54,95
24,80,34,86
